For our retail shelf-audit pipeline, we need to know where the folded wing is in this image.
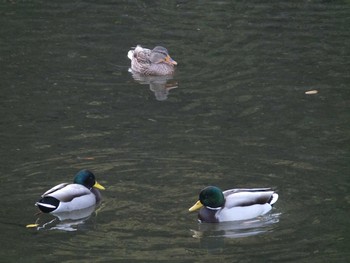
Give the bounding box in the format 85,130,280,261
223,188,277,208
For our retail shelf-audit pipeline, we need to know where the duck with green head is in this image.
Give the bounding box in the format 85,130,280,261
127,45,177,75
189,186,279,223
36,169,105,214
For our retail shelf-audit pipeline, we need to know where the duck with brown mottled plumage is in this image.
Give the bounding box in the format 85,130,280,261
127,45,177,75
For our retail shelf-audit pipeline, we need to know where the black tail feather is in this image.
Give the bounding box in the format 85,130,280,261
36,196,60,213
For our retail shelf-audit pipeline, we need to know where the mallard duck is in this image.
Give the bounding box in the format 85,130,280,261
35,169,105,214
189,186,279,223
127,45,177,75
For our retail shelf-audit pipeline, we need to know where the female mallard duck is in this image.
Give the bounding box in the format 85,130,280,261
35,169,105,214
189,186,279,223
127,45,177,75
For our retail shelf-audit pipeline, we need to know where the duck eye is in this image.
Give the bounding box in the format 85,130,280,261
157,51,167,56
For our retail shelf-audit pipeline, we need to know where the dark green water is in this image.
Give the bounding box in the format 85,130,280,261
1,0,349,262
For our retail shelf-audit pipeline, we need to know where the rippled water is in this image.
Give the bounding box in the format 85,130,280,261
1,0,349,262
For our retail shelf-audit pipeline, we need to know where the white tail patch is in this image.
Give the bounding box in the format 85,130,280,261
134,45,143,52
36,202,56,209
270,193,279,205
127,50,134,60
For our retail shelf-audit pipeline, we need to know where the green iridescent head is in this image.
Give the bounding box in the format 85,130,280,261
199,186,225,208
74,169,105,190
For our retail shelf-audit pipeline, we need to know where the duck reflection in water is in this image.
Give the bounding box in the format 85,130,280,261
32,205,97,231
129,71,178,101
191,212,281,239
190,213,281,251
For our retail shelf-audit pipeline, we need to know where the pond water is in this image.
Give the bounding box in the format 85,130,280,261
1,0,349,262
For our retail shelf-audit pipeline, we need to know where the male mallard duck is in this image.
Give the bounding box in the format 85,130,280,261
35,169,105,214
189,186,279,223
127,45,177,75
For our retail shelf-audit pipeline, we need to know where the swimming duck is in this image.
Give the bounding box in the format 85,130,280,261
127,45,177,75
36,169,105,214
189,186,279,223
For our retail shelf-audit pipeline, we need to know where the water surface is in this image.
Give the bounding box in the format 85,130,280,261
1,0,349,262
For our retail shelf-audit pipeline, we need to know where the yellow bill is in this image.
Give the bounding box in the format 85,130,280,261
93,181,105,190
189,200,203,212
26,224,39,228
